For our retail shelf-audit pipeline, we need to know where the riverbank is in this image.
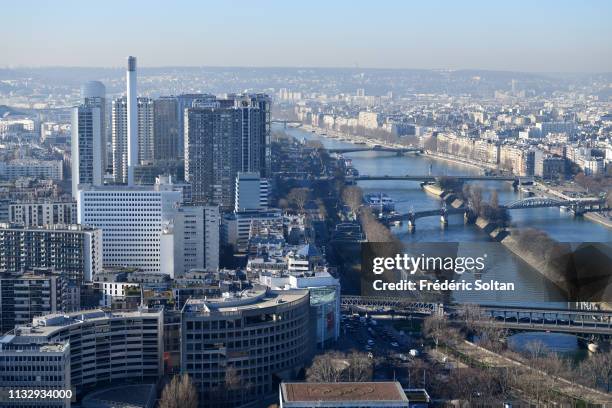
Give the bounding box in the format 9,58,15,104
443,189,573,295
301,123,497,173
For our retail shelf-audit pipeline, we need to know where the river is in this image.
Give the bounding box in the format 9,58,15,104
281,125,611,355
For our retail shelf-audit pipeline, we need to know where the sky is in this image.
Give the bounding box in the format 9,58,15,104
1,0,611,72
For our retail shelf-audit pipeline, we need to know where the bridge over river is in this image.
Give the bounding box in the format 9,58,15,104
341,296,612,337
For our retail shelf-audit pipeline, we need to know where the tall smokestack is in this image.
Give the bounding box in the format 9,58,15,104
126,56,138,186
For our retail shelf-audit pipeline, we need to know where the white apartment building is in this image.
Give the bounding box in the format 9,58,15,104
0,160,63,181
72,104,103,197
160,205,220,278
358,111,380,129
77,179,183,274
9,201,77,226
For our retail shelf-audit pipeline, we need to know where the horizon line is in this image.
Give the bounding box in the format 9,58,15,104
1,64,611,76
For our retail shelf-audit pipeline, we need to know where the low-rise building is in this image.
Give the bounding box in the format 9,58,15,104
279,381,410,408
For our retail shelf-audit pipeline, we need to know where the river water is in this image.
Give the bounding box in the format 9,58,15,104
282,125,611,355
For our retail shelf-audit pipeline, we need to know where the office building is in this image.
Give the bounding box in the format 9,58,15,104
279,382,410,408
234,172,269,212
1,308,163,393
153,96,179,161
160,205,219,278
181,286,310,407
184,94,270,209
76,178,183,274
72,104,103,197
0,223,103,283
0,269,68,333
0,340,71,407
9,201,77,226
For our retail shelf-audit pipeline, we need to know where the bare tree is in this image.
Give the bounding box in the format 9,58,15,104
159,373,198,408
422,314,449,349
342,186,363,215
287,187,311,212
345,351,373,381
306,352,345,382
580,350,612,392
306,351,373,383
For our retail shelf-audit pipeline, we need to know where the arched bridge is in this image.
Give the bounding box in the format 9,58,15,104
502,196,607,212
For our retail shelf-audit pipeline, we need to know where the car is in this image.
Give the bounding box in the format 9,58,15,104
367,339,375,345
390,342,399,348
365,345,372,351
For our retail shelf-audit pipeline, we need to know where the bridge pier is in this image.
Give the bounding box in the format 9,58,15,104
407,219,415,232
440,213,448,227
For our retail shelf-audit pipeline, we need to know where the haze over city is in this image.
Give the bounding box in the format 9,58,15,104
2,0,612,72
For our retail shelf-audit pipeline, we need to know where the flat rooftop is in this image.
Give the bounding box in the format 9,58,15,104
182,286,308,314
6,308,161,339
280,382,408,403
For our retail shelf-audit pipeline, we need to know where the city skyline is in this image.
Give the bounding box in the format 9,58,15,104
1,0,612,72
0,3,611,405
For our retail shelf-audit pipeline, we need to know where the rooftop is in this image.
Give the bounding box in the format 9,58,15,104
5,308,161,339
182,286,308,314
280,381,408,403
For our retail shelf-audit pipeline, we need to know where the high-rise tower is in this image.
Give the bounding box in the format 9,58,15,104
126,56,138,186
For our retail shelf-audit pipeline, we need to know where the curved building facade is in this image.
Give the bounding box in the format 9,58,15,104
181,286,311,408
4,309,163,394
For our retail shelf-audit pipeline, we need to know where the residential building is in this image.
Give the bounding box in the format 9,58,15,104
71,104,103,197
184,94,270,209
0,160,63,181
9,201,76,226
153,97,179,161
0,223,102,283
0,269,68,333
221,209,282,251
160,205,220,278
111,96,129,184
138,97,154,165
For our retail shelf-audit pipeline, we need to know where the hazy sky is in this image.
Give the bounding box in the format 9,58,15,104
2,0,611,72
